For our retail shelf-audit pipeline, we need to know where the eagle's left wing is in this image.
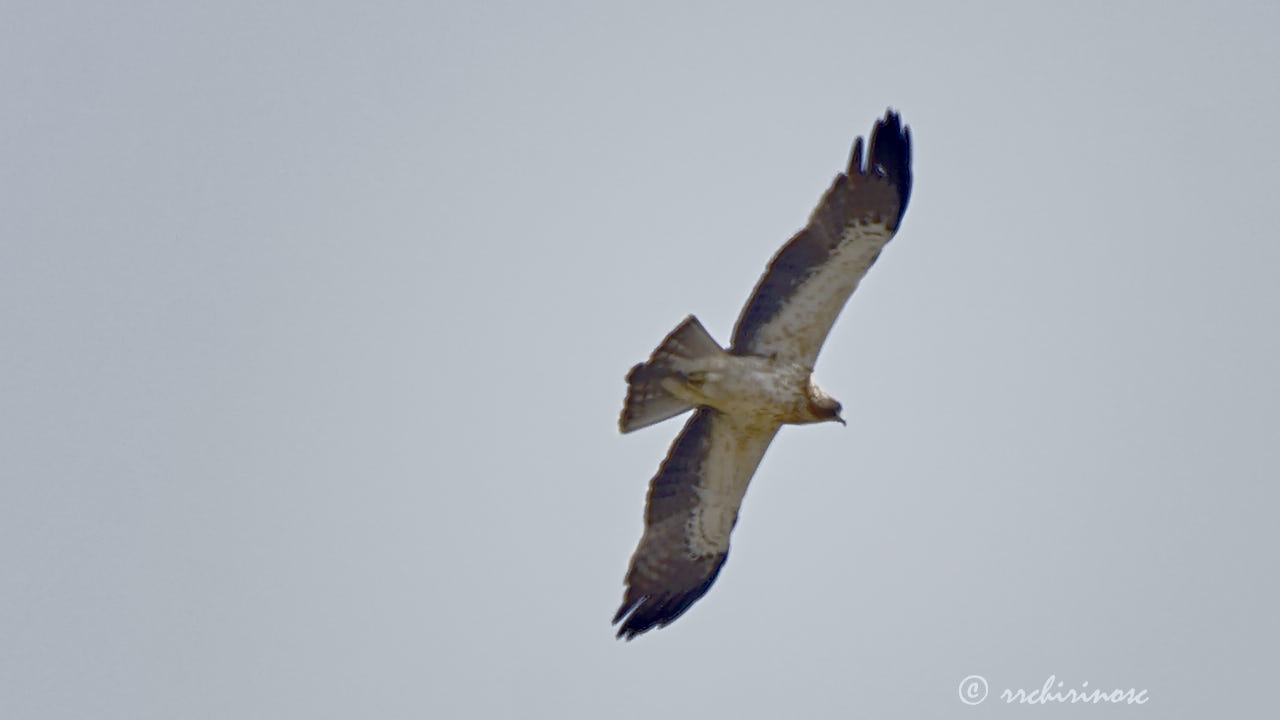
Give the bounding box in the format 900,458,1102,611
614,409,780,639
731,110,912,368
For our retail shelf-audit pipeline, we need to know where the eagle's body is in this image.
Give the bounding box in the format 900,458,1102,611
614,110,913,639
658,351,821,427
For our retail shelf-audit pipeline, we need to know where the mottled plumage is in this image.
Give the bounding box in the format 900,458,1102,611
614,110,913,639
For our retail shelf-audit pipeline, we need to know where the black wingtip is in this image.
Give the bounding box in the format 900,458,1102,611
612,557,728,641
848,109,912,227
612,588,702,641
867,108,913,225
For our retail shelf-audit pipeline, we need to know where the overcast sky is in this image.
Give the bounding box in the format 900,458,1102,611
3,1,1278,718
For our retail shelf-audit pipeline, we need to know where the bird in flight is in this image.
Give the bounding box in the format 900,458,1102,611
613,110,913,639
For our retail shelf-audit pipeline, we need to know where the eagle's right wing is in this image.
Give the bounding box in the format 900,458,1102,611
731,110,912,368
614,409,780,639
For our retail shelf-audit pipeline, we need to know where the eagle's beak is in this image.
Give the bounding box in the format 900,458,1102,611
836,415,846,427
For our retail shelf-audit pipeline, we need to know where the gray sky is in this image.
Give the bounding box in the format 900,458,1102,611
3,1,1278,718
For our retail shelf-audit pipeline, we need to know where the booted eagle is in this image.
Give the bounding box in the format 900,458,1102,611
614,110,913,639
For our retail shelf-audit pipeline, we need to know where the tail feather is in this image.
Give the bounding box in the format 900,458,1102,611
619,316,723,433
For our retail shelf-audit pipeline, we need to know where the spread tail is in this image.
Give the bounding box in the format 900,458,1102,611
619,315,723,433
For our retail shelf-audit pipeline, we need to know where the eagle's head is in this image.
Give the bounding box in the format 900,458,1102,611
806,380,846,426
